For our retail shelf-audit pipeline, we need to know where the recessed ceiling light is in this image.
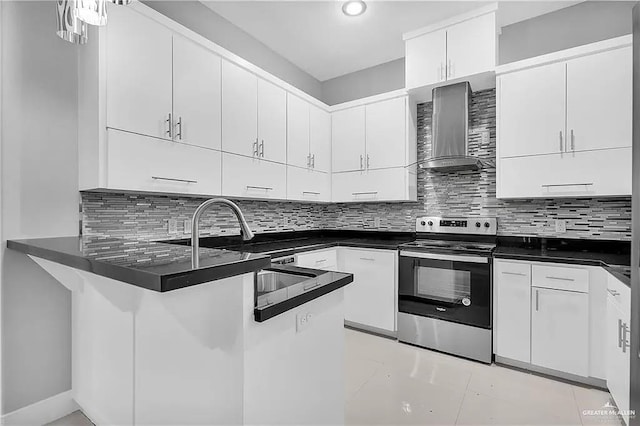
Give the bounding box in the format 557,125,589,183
342,0,367,17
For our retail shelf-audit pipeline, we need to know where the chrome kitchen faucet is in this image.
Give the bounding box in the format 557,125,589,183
191,198,255,268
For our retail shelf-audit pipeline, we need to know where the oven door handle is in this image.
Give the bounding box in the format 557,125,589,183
399,250,489,264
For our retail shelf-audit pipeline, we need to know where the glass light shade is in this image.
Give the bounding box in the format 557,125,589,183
342,1,366,16
56,0,88,45
76,0,108,26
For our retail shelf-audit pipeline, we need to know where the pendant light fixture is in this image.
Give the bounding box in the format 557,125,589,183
56,0,88,45
76,0,108,26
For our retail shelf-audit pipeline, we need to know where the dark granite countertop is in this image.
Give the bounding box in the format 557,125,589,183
7,236,271,292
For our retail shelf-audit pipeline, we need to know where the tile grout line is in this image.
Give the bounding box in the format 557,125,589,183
453,369,473,425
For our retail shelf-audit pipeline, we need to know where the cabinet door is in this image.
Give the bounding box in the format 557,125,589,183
340,249,396,332
365,98,406,169
257,79,287,164
494,261,531,363
498,62,566,158
286,94,310,169
222,61,258,157
173,35,222,150
607,296,630,426
106,130,221,196
309,105,331,173
221,153,286,200
405,30,446,89
531,287,589,377
331,107,366,172
286,167,330,202
567,46,632,153
446,13,496,80
106,4,173,140
296,249,338,271
332,168,414,203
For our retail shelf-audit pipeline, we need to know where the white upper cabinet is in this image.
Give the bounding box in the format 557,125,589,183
287,94,311,169
172,35,222,150
222,61,258,158
365,97,407,170
106,3,173,140
309,105,331,173
405,30,446,89
498,62,566,158
257,79,287,163
446,12,496,82
332,106,366,173
566,46,632,153
404,7,496,94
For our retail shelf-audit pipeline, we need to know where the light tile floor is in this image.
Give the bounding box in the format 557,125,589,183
48,327,622,426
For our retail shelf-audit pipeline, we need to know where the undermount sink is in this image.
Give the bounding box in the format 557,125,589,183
256,269,311,294
255,267,322,308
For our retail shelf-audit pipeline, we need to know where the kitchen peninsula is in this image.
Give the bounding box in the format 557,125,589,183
7,236,352,426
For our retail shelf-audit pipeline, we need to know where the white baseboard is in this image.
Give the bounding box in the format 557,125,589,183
1,390,79,426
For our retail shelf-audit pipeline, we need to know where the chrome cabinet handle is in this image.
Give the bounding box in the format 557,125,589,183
448,59,453,78
360,155,364,170
166,113,173,138
260,140,265,157
253,139,259,157
360,257,375,261
545,276,575,282
608,289,620,296
570,129,575,151
352,191,378,195
502,271,527,276
621,321,630,353
306,154,311,168
311,154,315,168
175,116,182,140
302,191,320,195
535,289,539,311
246,185,273,191
440,63,445,81
315,259,327,263
559,130,563,152
152,176,197,184
366,154,370,169
541,183,594,188
618,319,623,348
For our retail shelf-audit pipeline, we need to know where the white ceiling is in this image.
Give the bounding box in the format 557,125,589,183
202,1,580,82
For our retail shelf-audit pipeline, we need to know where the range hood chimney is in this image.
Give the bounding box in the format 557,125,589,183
422,82,482,171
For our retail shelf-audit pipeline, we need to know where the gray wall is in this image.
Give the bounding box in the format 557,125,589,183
143,1,323,100
321,1,634,105
499,1,634,64
321,58,405,106
1,1,77,414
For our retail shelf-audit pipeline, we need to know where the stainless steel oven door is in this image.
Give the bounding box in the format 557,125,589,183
398,250,492,329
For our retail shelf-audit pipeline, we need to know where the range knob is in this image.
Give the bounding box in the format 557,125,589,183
475,222,481,228
427,221,434,226
484,222,491,228
420,220,426,226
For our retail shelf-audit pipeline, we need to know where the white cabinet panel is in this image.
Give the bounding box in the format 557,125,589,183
173,35,222,150
222,153,286,200
566,46,632,153
531,264,589,293
106,4,173,140
286,167,330,202
339,248,396,333
332,107,366,173
405,29,446,89
106,130,221,196
365,97,406,169
446,12,496,80
332,168,415,202
296,249,338,271
531,287,589,377
606,281,631,426
310,105,331,173
257,79,287,164
498,148,631,199
494,261,531,363
498,62,566,158
222,61,258,158
287,94,310,169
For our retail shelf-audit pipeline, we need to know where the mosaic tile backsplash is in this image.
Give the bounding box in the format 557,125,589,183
81,88,632,241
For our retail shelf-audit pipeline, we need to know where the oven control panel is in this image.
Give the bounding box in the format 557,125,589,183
416,217,497,235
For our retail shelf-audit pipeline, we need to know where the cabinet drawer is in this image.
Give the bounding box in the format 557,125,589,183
495,260,531,282
221,153,286,200
607,272,631,314
286,167,330,202
332,168,416,202
532,264,589,293
296,249,338,270
106,129,221,196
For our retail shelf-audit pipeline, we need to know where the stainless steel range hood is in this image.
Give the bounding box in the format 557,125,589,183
422,82,482,171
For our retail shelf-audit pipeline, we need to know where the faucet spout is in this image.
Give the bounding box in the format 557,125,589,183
191,198,255,268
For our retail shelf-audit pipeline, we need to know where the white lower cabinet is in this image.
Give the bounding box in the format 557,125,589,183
494,260,531,363
286,167,331,202
222,153,286,200
106,129,222,196
295,249,338,271
332,168,417,202
338,248,396,333
606,274,631,426
530,286,589,377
